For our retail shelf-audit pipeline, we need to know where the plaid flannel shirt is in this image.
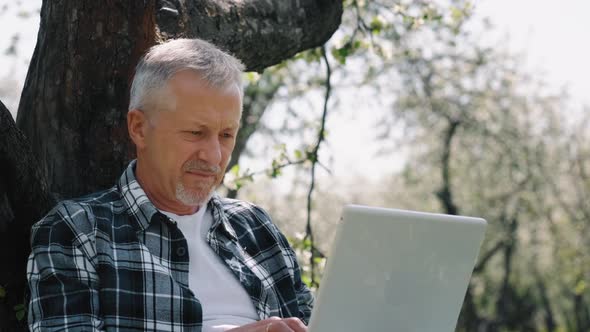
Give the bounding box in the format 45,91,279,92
27,160,314,331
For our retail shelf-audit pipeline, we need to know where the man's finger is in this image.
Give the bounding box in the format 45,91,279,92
265,320,294,332
227,317,284,331
226,317,305,332
281,317,307,332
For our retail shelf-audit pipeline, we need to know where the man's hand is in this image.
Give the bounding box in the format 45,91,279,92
227,317,307,332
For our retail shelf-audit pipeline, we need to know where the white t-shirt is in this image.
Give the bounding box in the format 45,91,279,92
160,206,259,332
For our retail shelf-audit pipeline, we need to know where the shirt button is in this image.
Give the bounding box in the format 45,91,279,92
176,247,186,257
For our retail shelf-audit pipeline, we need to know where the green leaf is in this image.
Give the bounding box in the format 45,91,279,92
574,280,587,295
331,43,354,65
244,72,260,83
233,180,243,191
297,48,322,63
450,6,464,23
273,143,287,152
301,275,312,287
352,40,362,51
230,164,240,176
271,159,280,169
0,285,6,298
370,17,384,34
306,151,317,163
14,303,26,321
271,168,281,178
402,15,414,27
16,309,25,321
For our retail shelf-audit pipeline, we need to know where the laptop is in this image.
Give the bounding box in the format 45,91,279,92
307,205,487,332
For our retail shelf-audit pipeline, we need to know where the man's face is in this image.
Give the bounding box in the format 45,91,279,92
135,70,241,212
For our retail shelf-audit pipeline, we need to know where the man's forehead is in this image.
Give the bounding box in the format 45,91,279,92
184,118,240,128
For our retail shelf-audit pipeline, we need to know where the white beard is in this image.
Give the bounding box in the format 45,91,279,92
175,181,215,207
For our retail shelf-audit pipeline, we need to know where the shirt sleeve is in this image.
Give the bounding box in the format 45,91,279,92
266,220,314,325
27,203,104,331
279,231,315,324
295,266,314,324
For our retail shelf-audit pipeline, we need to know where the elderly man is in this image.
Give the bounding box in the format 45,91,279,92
27,39,313,332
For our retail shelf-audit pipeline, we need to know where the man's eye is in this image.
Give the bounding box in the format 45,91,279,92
221,133,234,138
190,131,202,136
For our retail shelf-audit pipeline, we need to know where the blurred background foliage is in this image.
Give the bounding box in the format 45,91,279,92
228,1,590,330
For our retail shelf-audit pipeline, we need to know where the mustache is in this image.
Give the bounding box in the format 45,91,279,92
183,160,221,174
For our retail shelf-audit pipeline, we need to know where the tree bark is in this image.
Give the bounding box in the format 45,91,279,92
0,99,56,329
157,0,343,72
16,0,158,198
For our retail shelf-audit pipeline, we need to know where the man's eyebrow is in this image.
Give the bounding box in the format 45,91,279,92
184,122,239,131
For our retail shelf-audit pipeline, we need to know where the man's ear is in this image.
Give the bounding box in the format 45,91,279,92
127,109,149,150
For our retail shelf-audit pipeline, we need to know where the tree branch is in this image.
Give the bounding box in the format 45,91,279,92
157,0,343,72
304,46,332,287
473,240,506,274
436,119,461,215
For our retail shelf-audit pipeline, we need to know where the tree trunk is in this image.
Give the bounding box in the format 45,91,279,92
435,118,483,330
0,99,56,329
536,276,557,331
16,0,158,198
574,290,590,331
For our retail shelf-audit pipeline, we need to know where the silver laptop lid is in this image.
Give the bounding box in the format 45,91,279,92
308,205,487,332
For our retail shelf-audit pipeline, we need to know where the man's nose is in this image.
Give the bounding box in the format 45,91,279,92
197,135,222,166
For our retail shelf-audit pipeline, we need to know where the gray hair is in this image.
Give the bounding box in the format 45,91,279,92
128,38,245,113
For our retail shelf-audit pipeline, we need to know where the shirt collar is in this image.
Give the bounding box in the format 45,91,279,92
117,160,238,241
117,160,159,231
207,193,239,241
